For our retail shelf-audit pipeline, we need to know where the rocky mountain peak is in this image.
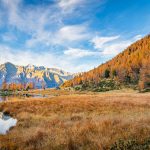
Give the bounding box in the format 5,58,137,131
0,62,75,88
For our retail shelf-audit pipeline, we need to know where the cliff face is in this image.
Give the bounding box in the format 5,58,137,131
0,62,74,88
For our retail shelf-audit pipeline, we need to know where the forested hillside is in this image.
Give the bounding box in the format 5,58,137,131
62,35,150,91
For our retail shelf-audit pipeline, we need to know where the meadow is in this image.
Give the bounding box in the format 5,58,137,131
0,89,150,150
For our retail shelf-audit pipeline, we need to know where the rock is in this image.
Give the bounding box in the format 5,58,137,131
0,112,3,119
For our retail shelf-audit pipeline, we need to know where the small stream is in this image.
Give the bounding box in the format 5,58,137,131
0,112,17,135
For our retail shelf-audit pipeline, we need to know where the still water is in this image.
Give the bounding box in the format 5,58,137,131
0,112,17,134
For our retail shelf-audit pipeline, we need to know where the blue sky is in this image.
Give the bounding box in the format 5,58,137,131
0,0,150,73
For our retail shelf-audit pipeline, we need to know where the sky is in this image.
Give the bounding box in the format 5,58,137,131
0,0,150,73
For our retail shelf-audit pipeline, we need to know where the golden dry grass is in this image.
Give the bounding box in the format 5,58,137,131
20,88,87,96
0,90,150,150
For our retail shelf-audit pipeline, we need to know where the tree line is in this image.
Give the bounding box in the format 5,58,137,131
1,82,35,91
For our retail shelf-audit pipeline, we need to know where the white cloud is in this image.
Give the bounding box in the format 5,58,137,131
0,0,92,48
91,35,142,56
0,0,97,73
26,30,52,47
0,45,58,67
91,35,120,49
0,45,96,73
1,0,61,39
1,0,24,30
2,0,90,48
64,48,99,58
101,41,132,55
133,34,142,41
58,0,84,10
1,0,90,48
55,24,90,43
26,24,90,47
2,0,54,47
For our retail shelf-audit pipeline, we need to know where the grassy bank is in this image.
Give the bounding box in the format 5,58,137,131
0,90,150,149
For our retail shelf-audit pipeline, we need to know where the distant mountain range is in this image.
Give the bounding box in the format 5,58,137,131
63,35,150,91
0,62,75,88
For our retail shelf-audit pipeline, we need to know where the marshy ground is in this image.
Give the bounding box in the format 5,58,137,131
0,89,150,150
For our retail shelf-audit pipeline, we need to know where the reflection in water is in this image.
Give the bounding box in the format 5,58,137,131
0,113,17,135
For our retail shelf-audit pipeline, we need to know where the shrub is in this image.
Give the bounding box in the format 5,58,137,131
110,138,150,150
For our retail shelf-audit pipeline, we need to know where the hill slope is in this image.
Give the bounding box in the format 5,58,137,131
63,35,150,91
0,62,74,88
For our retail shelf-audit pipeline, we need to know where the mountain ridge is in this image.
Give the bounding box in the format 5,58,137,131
0,62,75,88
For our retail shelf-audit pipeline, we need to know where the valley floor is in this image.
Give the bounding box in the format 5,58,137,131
0,89,150,150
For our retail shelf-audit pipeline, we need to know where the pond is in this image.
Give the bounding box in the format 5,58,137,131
0,94,48,102
0,112,17,135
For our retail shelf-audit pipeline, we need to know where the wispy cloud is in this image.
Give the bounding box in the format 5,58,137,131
26,24,90,47
101,41,132,55
133,34,142,41
0,44,96,73
58,0,84,11
91,35,142,56
91,35,120,49
54,24,90,43
1,0,21,26
1,0,90,48
0,0,98,72
64,48,99,58
1,0,61,37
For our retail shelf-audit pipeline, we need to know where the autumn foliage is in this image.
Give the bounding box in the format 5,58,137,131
1,82,35,91
62,35,150,90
